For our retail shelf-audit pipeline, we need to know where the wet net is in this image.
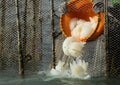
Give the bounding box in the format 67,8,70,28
0,0,120,78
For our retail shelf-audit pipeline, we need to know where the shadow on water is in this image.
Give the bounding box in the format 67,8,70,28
0,71,120,85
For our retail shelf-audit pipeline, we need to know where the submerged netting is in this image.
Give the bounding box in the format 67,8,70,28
0,0,120,78
0,0,52,74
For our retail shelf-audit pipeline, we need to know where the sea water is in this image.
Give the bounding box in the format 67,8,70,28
0,71,120,85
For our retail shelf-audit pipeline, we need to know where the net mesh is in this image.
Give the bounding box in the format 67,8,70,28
0,0,120,78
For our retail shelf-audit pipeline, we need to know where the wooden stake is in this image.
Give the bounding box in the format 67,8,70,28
0,0,6,69
50,0,56,69
15,0,24,75
104,0,109,78
23,0,28,59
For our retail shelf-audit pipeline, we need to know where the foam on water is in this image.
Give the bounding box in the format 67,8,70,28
49,59,90,80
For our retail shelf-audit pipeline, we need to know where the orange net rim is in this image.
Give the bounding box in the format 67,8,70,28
60,0,104,41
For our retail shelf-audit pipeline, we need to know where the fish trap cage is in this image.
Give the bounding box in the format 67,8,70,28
0,0,120,78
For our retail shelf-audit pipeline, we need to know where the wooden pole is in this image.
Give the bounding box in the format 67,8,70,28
0,0,6,69
15,0,24,75
39,0,43,60
50,0,56,69
104,0,109,78
23,0,28,60
32,0,37,59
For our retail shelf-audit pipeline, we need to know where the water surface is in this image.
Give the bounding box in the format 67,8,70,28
0,71,120,85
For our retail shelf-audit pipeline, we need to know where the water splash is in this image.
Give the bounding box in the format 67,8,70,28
49,58,90,79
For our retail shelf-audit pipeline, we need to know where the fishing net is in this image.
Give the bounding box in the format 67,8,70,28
0,0,120,78
55,0,120,78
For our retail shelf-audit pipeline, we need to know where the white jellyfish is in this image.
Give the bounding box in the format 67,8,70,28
71,24,82,39
77,19,86,26
68,42,86,57
62,37,86,57
69,18,78,31
62,37,75,56
50,60,68,76
80,22,93,39
70,59,88,77
55,60,68,72
89,16,98,29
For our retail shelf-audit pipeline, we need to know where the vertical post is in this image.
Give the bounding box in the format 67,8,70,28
15,0,24,75
0,0,6,69
104,0,109,78
23,0,28,60
50,0,56,69
32,0,40,59
39,0,43,60
32,0,37,59
31,0,40,70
